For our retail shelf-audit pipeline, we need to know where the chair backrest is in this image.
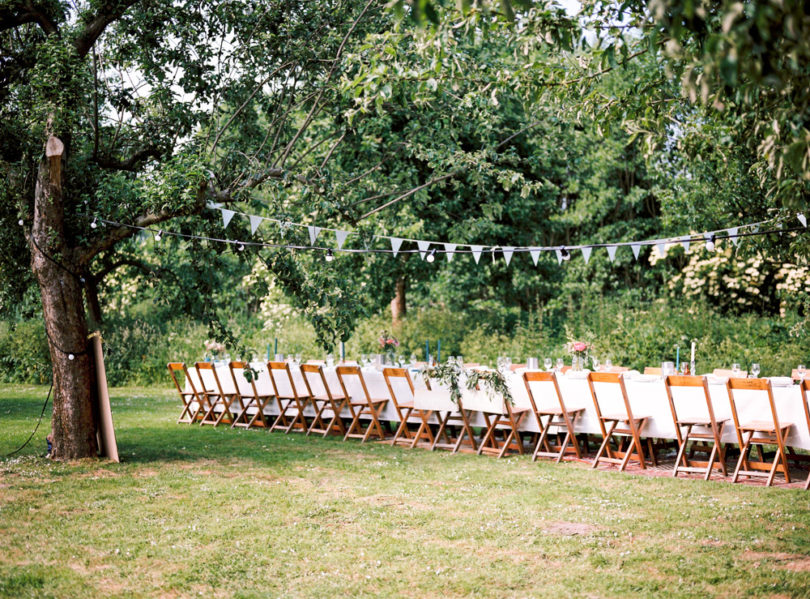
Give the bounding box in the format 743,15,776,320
725,377,780,439
664,374,718,430
587,371,635,423
522,371,566,415
228,361,260,398
266,361,301,399
644,367,662,375
300,363,333,399
336,365,373,403
382,368,415,412
195,361,231,396
167,362,199,397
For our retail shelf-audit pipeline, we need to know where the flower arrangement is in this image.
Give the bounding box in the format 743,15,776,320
378,331,400,352
566,340,591,360
204,339,225,357
420,362,513,405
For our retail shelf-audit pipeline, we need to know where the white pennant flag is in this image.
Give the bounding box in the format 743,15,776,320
390,237,404,257
656,242,667,258
555,249,563,265
631,244,641,260
308,226,321,245
249,215,263,235
444,243,457,262
752,224,760,234
502,247,515,266
417,240,430,260
798,213,807,227
221,208,236,229
728,227,739,246
335,230,350,250
606,245,617,262
581,247,592,264
681,238,691,254
470,245,484,264
529,248,541,266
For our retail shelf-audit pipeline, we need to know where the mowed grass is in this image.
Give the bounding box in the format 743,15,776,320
1,385,809,598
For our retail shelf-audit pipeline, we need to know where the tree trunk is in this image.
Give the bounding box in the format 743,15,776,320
31,136,98,460
390,276,406,326
85,277,103,328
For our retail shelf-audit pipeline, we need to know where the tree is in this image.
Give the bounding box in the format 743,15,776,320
0,0,395,459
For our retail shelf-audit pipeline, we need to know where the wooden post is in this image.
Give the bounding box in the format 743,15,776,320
91,332,119,462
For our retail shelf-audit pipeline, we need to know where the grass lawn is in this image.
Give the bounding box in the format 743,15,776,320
1,385,809,598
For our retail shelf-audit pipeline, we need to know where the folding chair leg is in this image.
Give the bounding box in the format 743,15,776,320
733,435,753,483
592,421,617,469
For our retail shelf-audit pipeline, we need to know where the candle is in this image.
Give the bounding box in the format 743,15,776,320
437,339,441,363
340,341,345,362
274,337,278,355
425,340,429,363
691,342,695,363
675,347,679,370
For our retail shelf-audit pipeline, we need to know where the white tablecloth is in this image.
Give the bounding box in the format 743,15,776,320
182,364,809,449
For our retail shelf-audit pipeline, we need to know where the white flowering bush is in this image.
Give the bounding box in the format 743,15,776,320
666,245,810,315
241,261,296,332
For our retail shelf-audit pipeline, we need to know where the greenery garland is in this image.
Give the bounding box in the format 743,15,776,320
420,363,514,405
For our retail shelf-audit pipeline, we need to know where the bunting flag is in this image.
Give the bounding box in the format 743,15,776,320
681,238,691,253
390,237,404,257
606,245,618,262
470,245,484,264
555,249,563,264
656,242,667,258
335,230,350,250
799,213,807,227
502,247,515,265
529,248,541,266
249,215,263,235
444,243,457,262
308,225,321,245
728,227,739,246
417,240,430,260
581,247,592,264
631,244,641,260
221,208,236,229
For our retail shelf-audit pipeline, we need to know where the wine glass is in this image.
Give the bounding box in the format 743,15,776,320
592,357,600,372
798,364,806,381
605,358,612,371
544,358,552,371
505,356,513,371
750,363,760,378
409,353,417,366
496,356,505,372
295,353,302,367
555,358,564,372
447,356,456,367
361,354,368,367
456,356,464,369
732,363,741,377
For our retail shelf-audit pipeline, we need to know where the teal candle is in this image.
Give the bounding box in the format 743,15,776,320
676,347,680,370
274,337,278,355
340,341,345,361
425,340,429,362
437,339,441,362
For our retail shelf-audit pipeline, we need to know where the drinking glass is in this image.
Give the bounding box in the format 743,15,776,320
750,363,760,378
592,357,600,372
457,356,464,368
732,363,741,377
544,358,553,371
496,356,505,372
799,364,806,381
326,354,334,368
556,358,564,372
505,357,513,370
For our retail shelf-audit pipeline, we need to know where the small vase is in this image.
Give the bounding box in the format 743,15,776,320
572,356,583,372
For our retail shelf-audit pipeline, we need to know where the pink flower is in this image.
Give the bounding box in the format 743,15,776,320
573,342,588,352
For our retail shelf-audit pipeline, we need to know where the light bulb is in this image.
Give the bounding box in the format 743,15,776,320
68,353,75,361
561,247,571,260
90,218,97,229
325,249,334,262
426,249,436,263
154,231,162,242
237,243,245,252
705,234,716,252
18,219,23,226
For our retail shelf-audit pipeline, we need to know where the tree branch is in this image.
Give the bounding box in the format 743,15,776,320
358,172,455,220
95,146,161,171
0,1,60,35
74,0,141,58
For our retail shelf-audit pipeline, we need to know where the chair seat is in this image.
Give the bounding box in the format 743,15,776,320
676,417,714,426
311,394,346,401
538,406,584,416
740,420,792,433
602,413,648,422
348,398,387,405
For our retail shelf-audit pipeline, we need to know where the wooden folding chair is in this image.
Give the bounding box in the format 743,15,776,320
300,364,347,437
267,361,311,433
228,361,274,429
167,362,206,424
475,396,529,458
727,377,793,486
587,372,654,471
336,366,389,442
415,377,477,453
523,371,584,462
382,367,433,448
195,362,238,426
664,375,728,480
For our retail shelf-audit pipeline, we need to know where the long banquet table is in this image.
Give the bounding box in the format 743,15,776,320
184,363,810,450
